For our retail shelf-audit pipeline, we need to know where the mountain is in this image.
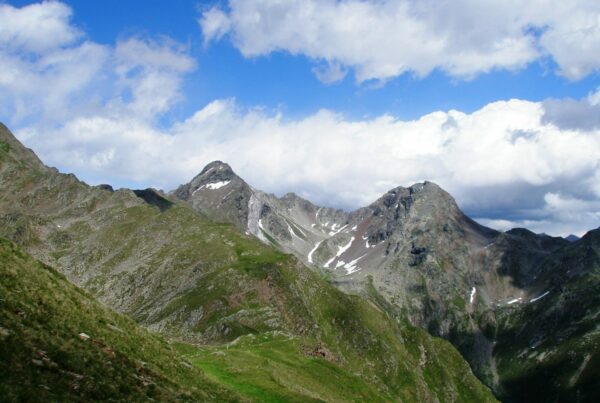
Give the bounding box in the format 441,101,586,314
0,237,240,402
175,160,600,402
493,228,600,402
565,234,580,242
0,124,496,401
172,160,348,257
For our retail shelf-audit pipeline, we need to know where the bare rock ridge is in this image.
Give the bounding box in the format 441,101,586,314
175,160,600,403
173,160,253,230
1,124,597,402
0,123,499,402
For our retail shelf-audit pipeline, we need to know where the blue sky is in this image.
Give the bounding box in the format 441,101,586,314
1,0,600,236
10,0,600,122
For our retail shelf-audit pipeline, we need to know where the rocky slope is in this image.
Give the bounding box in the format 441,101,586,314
0,237,241,402
492,228,600,402
173,161,348,259
175,159,600,402
0,123,496,401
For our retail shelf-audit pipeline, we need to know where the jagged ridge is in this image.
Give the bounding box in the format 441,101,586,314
0,124,496,401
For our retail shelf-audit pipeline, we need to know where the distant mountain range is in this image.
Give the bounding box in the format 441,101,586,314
174,159,600,402
1,122,598,402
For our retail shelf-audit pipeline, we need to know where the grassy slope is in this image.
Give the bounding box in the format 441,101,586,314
0,237,241,402
0,124,496,401
176,334,389,402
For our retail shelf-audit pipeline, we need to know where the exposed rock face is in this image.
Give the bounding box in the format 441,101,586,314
173,161,350,259
173,161,253,230
174,160,600,402
2,123,596,402
492,228,600,402
0,124,498,403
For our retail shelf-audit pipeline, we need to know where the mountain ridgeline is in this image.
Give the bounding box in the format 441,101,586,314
1,122,598,402
173,162,600,402
0,125,497,401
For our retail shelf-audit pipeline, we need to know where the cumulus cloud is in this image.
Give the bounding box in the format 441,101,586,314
1,1,600,237
21,96,600,237
200,0,600,83
542,87,600,131
479,193,600,236
0,1,195,126
0,1,80,52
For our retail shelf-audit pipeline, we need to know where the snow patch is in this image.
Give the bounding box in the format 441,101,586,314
329,224,348,236
483,242,495,249
323,237,355,268
345,266,361,275
529,291,550,303
293,223,307,237
323,255,336,269
469,287,476,305
206,180,230,190
351,225,358,231
343,254,366,275
337,237,354,257
307,241,322,264
287,223,301,240
507,297,522,305
191,185,205,196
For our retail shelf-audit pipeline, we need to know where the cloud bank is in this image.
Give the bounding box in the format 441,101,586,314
1,1,600,237
200,0,600,83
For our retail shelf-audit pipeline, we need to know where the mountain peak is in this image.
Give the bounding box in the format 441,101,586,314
200,160,232,174
186,160,240,187
565,234,580,242
0,122,45,169
173,160,253,231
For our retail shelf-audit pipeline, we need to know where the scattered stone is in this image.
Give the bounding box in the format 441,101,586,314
302,342,336,362
78,332,90,340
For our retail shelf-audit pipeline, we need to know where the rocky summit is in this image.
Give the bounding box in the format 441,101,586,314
1,122,598,402
0,123,498,402
175,159,600,403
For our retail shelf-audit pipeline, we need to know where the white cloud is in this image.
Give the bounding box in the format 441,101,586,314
112,38,196,119
0,1,80,52
199,6,231,45
588,87,600,106
20,96,600,237
200,0,600,82
479,193,600,236
2,1,600,238
0,1,195,126
542,87,600,130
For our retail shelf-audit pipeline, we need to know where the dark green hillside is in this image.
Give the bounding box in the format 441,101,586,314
493,229,600,402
